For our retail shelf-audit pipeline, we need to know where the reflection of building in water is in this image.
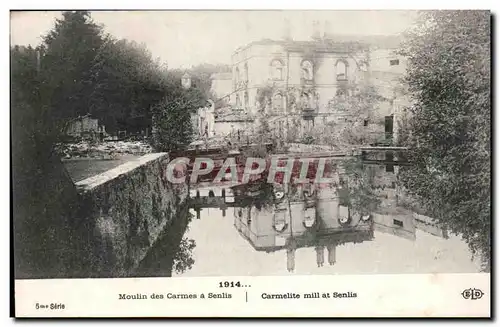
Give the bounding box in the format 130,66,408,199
343,161,448,241
357,151,449,239
286,247,295,272
356,162,449,240
233,183,374,272
231,176,449,272
372,208,449,241
372,208,416,241
315,246,325,267
189,186,236,219
186,156,450,272
413,213,449,239
327,244,336,265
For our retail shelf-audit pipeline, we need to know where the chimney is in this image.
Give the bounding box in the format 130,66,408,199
311,20,320,40
323,20,331,39
282,18,292,41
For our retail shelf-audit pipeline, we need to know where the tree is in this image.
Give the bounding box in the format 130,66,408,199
11,12,112,278
168,63,231,108
150,75,207,152
11,11,208,277
41,11,106,128
89,38,168,134
398,11,491,270
254,85,275,143
172,238,196,274
30,11,194,139
11,45,82,278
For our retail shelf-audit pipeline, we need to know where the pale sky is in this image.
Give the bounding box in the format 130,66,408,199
10,10,417,69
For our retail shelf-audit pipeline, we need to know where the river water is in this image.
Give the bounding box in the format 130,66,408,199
165,183,481,277
131,154,483,278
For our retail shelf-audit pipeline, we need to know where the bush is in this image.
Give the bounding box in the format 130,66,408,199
301,134,315,145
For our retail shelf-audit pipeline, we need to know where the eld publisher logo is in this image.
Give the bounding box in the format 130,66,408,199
462,288,484,300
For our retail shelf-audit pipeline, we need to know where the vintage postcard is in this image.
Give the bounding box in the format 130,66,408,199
10,9,491,318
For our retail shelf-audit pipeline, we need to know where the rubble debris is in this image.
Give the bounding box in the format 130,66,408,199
55,140,153,160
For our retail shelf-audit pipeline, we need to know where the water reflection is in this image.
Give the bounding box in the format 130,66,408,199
135,205,196,277
178,159,477,276
230,183,376,273
140,157,478,277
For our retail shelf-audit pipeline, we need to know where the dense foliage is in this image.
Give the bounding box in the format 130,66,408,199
172,237,196,274
338,85,387,146
151,78,207,152
11,11,209,149
11,11,208,277
398,11,491,270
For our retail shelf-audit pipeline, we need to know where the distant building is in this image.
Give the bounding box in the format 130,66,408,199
225,36,370,139
211,71,252,138
66,114,106,140
215,22,407,142
212,113,254,139
369,46,410,145
210,72,233,109
181,72,192,89
191,100,216,138
180,71,216,139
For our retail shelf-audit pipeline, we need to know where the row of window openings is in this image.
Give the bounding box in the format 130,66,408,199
234,93,315,110
235,58,399,84
234,94,286,110
234,60,349,84
270,59,348,81
235,93,249,109
235,88,351,110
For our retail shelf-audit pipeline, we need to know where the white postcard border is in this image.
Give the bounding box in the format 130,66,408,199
15,273,490,318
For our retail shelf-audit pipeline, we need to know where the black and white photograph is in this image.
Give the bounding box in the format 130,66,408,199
10,9,491,317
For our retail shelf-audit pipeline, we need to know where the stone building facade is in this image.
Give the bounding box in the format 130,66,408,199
369,47,411,144
191,101,216,138
217,31,408,143
228,38,369,139
210,72,233,109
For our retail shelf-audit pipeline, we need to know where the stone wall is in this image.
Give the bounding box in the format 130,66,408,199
74,153,189,278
